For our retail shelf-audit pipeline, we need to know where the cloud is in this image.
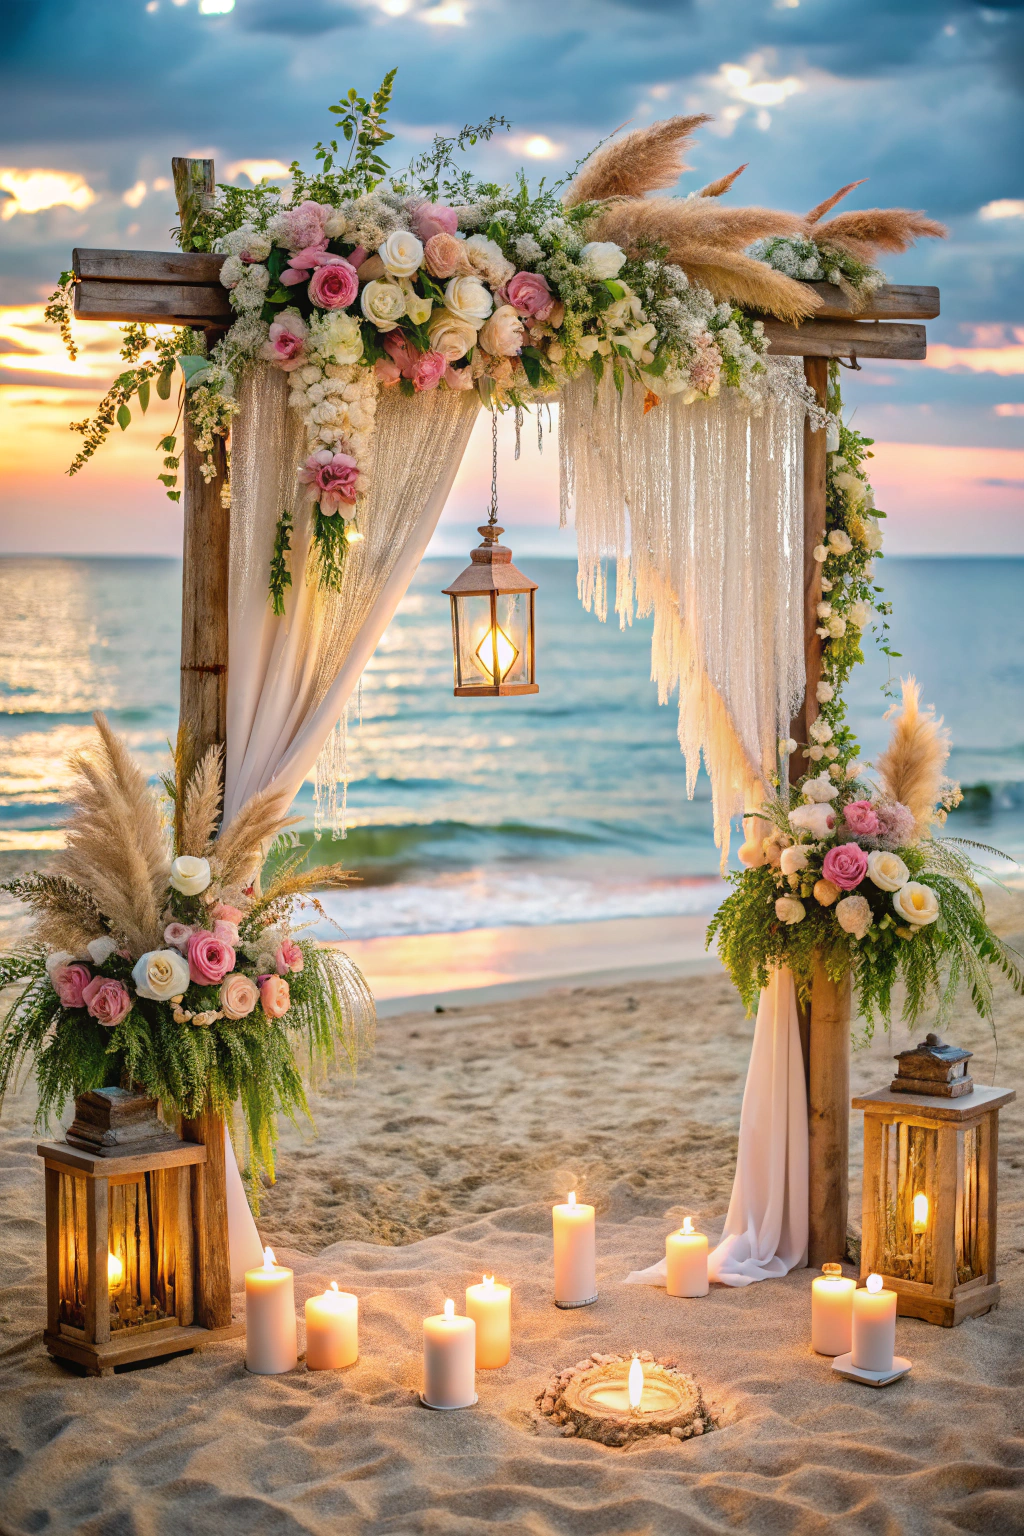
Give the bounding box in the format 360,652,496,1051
226,159,292,183
0,169,96,220
925,339,1024,375
979,198,1024,219
505,134,565,160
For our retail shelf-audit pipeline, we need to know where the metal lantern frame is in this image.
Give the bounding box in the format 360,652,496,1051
443,522,538,698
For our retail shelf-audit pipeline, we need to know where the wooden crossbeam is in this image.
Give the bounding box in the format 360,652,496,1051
806,283,939,321
764,318,926,361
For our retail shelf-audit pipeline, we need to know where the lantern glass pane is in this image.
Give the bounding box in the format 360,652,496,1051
957,1124,981,1283
494,592,530,686
876,1120,938,1284
454,593,531,688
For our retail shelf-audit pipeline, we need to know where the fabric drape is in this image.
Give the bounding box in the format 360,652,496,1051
624,967,809,1289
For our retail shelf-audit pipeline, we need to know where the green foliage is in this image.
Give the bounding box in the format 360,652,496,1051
395,109,512,203
44,272,78,361
269,508,294,617
310,506,359,594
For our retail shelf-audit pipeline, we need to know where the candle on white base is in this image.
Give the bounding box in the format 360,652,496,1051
552,1192,596,1307
811,1263,856,1356
245,1246,298,1374
666,1217,709,1298
305,1281,358,1370
423,1299,476,1408
465,1275,511,1368
851,1273,897,1373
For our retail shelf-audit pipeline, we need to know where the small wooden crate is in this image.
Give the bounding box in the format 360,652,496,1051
854,1085,1015,1327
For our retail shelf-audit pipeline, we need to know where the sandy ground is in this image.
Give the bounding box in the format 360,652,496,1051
2,896,1024,1534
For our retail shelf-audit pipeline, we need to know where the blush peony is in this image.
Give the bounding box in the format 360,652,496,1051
261,310,308,371
478,304,524,357
842,800,880,837
423,232,471,279
297,448,359,513
821,842,869,891
164,922,195,952
53,962,92,1008
505,270,555,320
410,202,459,241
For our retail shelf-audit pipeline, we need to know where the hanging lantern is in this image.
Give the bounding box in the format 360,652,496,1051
853,1035,1015,1327
442,406,538,698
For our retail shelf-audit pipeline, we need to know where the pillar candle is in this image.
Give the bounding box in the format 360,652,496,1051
422,1299,476,1408
666,1218,709,1298
465,1275,511,1368
245,1247,298,1374
305,1281,358,1370
811,1263,856,1356
552,1192,596,1307
851,1274,897,1372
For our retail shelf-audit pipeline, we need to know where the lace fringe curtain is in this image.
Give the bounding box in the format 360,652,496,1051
559,357,809,862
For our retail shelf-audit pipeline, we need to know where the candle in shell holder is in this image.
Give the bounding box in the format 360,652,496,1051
535,1351,718,1447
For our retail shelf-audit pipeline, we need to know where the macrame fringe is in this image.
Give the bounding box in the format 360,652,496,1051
313,706,349,841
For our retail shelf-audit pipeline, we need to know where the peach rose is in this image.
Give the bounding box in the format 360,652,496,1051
478,303,524,357
220,972,260,1020
423,232,471,280
259,974,291,1018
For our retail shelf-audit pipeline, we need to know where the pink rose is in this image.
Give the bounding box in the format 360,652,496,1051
214,919,240,945
821,842,869,891
478,304,524,358
220,972,260,1021
53,963,92,1008
297,448,359,514
212,903,244,924
82,976,132,1028
308,258,359,309
374,355,403,385
410,202,459,241
164,922,194,952
443,363,475,391
186,929,236,986
410,348,447,392
275,939,305,976
422,232,471,280
278,199,330,253
261,312,307,371
843,800,880,837
506,270,555,321
260,974,291,1019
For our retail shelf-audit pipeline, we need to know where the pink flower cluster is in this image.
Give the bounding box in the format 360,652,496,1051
821,842,869,891
375,332,447,392
52,962,131,1027
187,930,236,987
842,800,880,837
297,448,359,513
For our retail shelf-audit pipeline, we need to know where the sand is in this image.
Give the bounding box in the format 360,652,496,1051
3,897,1024,1534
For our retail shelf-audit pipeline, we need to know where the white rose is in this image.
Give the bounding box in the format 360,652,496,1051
427,308,478,360
87,936,118,965
580,240,626,279
463,234,514,287
893,882,940,927
862,520,884,553
808,745,825,761
825,745,840,760
132,948,191,1002
444,273,493,328
789,802,836,839
780,845,809,876
827,615,847,639
809,718,833,744
360,278,407,332
868,850,910,892
836,894,873,939
848,600,873,629
817,601,832,620
169,855,212,896
834,470,866,505
828,529,853,556
317,311,363,365
816,682,834,703
738,840,767,868
378,229,424,278
775,896,806,925
45,950,76,976
803,774,840,803
812,544,828,562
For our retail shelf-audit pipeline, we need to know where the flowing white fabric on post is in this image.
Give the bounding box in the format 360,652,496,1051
625,967,808,1289
219,365,480,1268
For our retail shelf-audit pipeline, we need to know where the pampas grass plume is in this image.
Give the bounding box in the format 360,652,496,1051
875,677,951,838
699,164,748,198
566,114,710,206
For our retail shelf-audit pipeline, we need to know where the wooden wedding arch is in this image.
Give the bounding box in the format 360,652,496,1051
66,157,941,1309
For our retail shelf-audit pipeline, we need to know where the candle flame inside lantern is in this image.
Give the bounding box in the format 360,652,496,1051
628,1355,644,1411
912,1192,929,1234
681,1217,694,1235
866,1273,883,1294
107,1251,123,1285
444,1298,455,1320
262,1246,277,1271
473,623,518,683
568,1191,576,1208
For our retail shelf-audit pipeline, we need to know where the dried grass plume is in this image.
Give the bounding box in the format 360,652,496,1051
699,164,748,198
565,115,710,206
875,677,951,838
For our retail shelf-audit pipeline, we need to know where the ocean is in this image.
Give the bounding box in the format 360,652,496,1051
1,554,1022,941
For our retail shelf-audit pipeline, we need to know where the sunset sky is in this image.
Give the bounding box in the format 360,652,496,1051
1,0,1022,555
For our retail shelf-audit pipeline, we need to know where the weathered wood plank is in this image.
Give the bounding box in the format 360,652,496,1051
764,319,927,361
806,282,939,321
182,1108,233,1330
38,1140,207,1176
808,960,852,1267
74,278,231,326
73,248,226,285
173,157,216,253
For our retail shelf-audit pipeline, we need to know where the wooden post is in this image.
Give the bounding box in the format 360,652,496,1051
807,960,852,1266
174,160,234,1327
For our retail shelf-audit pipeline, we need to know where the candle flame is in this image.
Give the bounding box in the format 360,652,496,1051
568,1191,576,1208
330,1281,339,1293
263,1246,277,1270
444,1298,455,1320
866,1273,883,1294
482,1274,494,1290
628,1355,644,1411
107,1251,123,1285
681,1217,694,1235
912,1192,928,1233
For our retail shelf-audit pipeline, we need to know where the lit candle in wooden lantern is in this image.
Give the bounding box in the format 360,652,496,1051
666,1217,709,1298
912,1192,928,1234
552,1191,597,1308
465,1275,511,1368
304,1281,358,1371
245,1247,298,1375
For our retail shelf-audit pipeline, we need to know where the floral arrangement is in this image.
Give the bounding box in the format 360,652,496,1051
710,678,1023,1028
0,717,373,1194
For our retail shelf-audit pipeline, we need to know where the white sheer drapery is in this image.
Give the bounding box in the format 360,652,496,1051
625,967,808,1290
560,358,808,863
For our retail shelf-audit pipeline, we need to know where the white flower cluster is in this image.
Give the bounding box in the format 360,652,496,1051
289,360,379,479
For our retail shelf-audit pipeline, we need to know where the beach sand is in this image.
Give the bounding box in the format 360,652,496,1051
2,896,1024,1534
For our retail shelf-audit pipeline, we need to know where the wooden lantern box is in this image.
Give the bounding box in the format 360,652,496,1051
854,1045,1015,1327
38,1088,244,1375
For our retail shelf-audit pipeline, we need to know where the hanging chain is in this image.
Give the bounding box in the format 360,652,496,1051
487,404,499,525
514,403,523,460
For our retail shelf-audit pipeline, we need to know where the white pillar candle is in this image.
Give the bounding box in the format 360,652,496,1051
852,1274,897,1373
811,1263,856,1356
422,1299,476,1408
552,1191,596,1308
465,1275,511,1369
666,1217,709,1298
245,1246,298,1375
305,1281,358,1371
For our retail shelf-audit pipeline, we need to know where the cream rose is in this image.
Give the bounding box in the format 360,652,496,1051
580,240,626,279
132,947,191,1002
867,850,910,892
803,774,839,804
443,274,493,328
220,972,260,1020
862,520,884,553
478,303,525,357
360,278,406,332
315,310,364,365
892,882,939,927
836,893,872,939
427,307,478,361
828,529,853,556
378,230,424,278
848,600,873,629
780,845,809,876
775,896,806,925
169,855,212,896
